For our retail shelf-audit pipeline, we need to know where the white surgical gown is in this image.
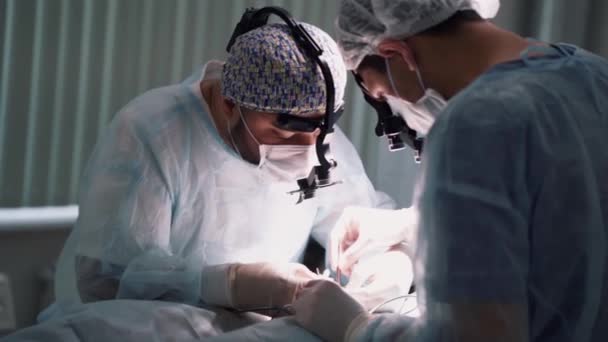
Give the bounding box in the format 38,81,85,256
51,61,393,313
350,44,608,341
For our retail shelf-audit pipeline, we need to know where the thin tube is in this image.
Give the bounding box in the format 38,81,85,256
69,0,95,201
0,0,16,195
46,0,70,203
22,0,47,205
96,0,118,137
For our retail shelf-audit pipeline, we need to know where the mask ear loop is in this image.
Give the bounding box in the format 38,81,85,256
237,105,261,146
236,105,269,167
385,58,401,98
413,65,427,93
226,119,243,159
385,57,427,99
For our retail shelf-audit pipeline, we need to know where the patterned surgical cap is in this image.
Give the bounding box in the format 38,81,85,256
222,23,347,117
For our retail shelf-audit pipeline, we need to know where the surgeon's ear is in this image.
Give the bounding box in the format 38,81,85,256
378,39,417,71
222,98,235,113
221,98,239,123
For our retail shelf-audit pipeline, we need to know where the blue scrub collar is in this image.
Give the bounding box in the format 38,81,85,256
520,39,576,65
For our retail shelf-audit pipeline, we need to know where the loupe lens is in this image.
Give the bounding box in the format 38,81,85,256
388,134,406,151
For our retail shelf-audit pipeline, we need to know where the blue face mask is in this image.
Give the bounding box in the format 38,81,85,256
385,58,447,136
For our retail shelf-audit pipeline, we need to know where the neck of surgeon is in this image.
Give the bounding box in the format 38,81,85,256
383,19,532,100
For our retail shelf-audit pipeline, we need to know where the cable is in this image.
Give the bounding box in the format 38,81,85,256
403,305,419,316
369,294,418,314
232,304,294,316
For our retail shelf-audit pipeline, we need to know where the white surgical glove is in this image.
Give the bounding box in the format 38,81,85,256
294,280,369,342
201,262,321,315
330,206,418,275
345,246,413,311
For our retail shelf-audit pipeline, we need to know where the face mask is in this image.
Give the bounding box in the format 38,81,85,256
385,58,447,136
229,106,318,182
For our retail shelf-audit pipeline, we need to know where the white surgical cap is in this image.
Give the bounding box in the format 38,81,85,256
336,0,500,69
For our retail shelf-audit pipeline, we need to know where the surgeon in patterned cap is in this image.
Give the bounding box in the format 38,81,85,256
218,22,347,175
48,14,409,325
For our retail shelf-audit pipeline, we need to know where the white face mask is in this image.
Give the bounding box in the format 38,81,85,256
257,144,318,182
385,58,447,136
229,106,319,183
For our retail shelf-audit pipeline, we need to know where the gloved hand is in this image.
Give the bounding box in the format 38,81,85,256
345,246,414,312
294,279,369,342
229,262,321,312
329,206,418,276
